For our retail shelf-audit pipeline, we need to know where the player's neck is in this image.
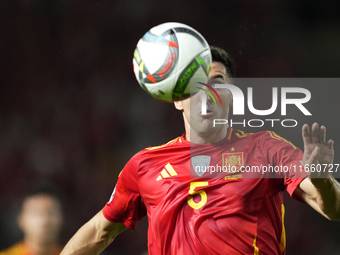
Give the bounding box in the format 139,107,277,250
185,124,229,144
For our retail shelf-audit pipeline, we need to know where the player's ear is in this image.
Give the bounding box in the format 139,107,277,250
174,101,183,111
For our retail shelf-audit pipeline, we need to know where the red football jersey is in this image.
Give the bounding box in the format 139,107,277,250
103,128,308,255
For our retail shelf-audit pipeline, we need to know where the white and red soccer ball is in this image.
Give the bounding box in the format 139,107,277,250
133,22,212,102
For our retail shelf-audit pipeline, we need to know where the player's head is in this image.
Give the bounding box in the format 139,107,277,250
18,185,63,245
210,45,235,78
174,45,235,140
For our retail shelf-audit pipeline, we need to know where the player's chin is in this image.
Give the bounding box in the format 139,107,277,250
197,120,218,132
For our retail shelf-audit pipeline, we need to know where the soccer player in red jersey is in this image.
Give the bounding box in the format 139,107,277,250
61,46,340,255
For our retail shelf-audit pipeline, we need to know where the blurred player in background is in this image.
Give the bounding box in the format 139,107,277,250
60,46,340,255
0,186,63,255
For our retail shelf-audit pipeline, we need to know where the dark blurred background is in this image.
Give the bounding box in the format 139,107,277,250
1,0,340,254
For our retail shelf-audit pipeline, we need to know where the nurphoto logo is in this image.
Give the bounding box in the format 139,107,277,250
198,82,312,128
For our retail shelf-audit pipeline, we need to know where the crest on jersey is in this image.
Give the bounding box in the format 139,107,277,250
191,155,211,177
222,152,244,173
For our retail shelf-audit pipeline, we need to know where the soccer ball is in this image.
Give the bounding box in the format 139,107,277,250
132,22,212,102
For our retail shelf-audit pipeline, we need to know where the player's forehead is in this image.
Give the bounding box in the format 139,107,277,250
22,194,60,210
209,62,228,80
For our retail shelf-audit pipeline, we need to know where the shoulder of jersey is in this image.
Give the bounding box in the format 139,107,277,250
230,128,297,149
143,136,184,151
229,128,286,141
127,136,184,162
263,130,297,149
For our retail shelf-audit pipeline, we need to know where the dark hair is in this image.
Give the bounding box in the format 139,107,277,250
19,184,62,211
210,45,235,78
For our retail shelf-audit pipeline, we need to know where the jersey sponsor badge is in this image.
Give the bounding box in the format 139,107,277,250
191,155,211,177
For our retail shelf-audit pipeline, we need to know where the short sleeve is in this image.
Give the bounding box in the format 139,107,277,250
265,131,308,201
102,153,147,229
